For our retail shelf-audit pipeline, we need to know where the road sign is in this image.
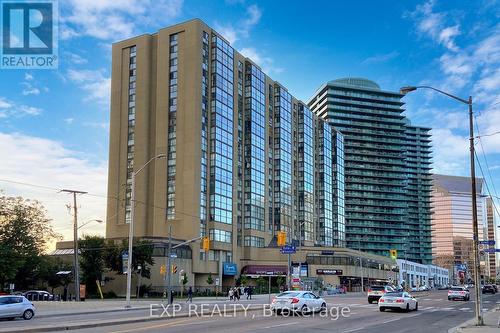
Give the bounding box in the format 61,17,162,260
121,252,129,274
215,278,220,286
280,245,296,254
479,240,495,246
484,248,499,253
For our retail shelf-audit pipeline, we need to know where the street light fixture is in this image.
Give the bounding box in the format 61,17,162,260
125,154,166,308
400,85,483,326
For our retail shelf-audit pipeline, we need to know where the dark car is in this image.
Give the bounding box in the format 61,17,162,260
22,290,54,301
481,285,496,294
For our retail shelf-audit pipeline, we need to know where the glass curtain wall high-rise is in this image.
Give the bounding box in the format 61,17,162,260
209,34,234,225
297,103,315,245
333,131,346,247
243,62,266,233
273,85,294,237
405,125,432,263
308,78,411,258
167,34,178,220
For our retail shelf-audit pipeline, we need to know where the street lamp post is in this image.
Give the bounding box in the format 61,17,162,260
125,154,166,308
400,85,483,326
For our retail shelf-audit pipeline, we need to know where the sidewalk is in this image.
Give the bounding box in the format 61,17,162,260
450,306,500,333
32,294,270,318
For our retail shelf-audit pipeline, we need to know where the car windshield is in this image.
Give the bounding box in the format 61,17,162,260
370,286,384,290
277,292,299,298
384,292,403,297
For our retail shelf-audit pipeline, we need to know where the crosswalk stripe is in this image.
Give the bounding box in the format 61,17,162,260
459,308,470,311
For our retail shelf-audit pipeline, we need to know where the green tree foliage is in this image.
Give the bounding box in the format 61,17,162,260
104,239,154,278
0,195,59,290
79,235,106,295
206,273,214,285
38,256,73,293
276,276,285,287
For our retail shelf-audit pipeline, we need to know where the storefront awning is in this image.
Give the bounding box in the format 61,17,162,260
242,265,287,276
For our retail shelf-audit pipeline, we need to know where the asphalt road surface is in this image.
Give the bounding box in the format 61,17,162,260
3,291,500,333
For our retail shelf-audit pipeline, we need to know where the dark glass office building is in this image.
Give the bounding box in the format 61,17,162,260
308,78,432,263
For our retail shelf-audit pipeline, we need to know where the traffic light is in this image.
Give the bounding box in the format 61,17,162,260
171,264,177,274
277,231,287,246
160,264,166,275
390,249,397,260
203,236,210,252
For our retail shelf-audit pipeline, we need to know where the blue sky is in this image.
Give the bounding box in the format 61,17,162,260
0,0,499,242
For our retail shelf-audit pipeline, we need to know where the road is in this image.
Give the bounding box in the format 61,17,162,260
2,291,499,333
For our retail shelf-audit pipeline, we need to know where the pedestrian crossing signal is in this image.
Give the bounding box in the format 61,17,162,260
390,249,397,260
160,264,166,275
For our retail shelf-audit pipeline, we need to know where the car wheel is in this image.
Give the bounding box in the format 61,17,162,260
448,297,452,301
379,307,385,312
368,299,372,304
301,304,309,315
415,302,418,311
405,304,410,312
320,302,327,313
23,309,34,320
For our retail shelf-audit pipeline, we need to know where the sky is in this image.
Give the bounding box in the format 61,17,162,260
0,0,499,246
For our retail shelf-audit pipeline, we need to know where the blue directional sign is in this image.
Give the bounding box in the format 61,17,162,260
280,245,296,254
484,248,498,253
479,240,495,246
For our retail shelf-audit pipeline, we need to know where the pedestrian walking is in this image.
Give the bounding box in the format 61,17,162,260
228,288,234,301
235,287,240,301
247,286,253,300
187,286,193,303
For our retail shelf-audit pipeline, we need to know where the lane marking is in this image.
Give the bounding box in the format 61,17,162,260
263,322,299,329
109,318,192,333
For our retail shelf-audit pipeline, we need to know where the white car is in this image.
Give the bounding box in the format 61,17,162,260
0,296,36,320
448,286,470,301
378,291,418,312
367,285,394,304
271,291,327,314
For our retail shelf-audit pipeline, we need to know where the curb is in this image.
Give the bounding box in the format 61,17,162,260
0,304,263,333
34,306,151,319
448,305,500,333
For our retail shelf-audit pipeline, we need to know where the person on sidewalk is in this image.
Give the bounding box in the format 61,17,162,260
228,288,234,301
187,286,193,303
247,286,253,300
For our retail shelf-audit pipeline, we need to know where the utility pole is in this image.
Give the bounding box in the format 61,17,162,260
358,239,364,293
468,96,483,326
166,224,172,304
62,189,87,302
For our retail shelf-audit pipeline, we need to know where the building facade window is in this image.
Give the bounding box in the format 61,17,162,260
273,86,293,235
200,31,209,236
166,34,178,220
244,235,265,248
243,62,266,231
210,34,234,224
333,131,346,247
297,104,315,244
125,45,137,224
209,229,232,243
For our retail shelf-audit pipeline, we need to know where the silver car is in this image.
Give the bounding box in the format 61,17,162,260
271,291,327,314
0,296,36,320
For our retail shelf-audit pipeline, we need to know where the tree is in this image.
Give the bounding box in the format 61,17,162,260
181,272,188,286
0,195,59,290
206,273,214,285
276,276,285,288
79,235,106,295
38,256,73,293
256,277,266,293
104,239,154,278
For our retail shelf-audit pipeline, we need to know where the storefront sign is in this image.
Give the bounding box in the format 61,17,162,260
316,269,343,275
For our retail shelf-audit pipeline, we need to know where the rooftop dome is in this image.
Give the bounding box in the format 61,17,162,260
329,78,380,90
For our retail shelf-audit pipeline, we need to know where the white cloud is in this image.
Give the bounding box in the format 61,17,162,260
430,128,470,174
62,0,184,41
409,0,461,51
362,51,400,65
22,87,40,96
24,73,34,81
0,97,42,118
239,47,284,75
65,52,88,65
214,4,262,44
0,132,107,245
64,118,74,125
67,69,111,105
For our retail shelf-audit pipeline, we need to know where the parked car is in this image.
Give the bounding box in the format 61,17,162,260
325,287,345,295
271,291,327,314
379,291,418,312
481,285,496,294
0,296,35,320
418,285,430,291
22,290,53,301
367,285,394,304
448,286,470,301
